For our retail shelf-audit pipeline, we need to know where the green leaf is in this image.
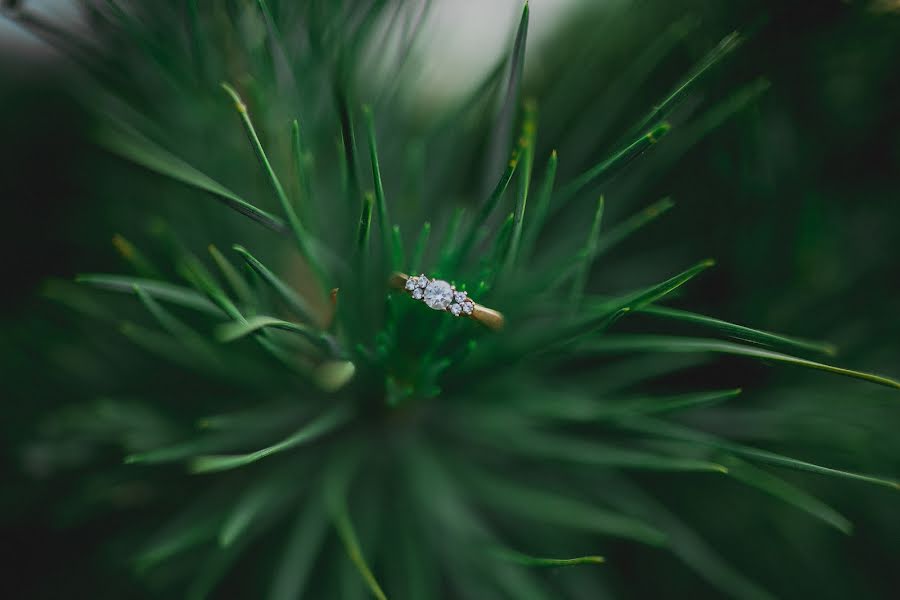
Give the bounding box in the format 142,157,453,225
521,149,557,258
43,279,113,321
198,405,303,432
133,285,198,339
489,547,604,568
221,82,327,288
387,497,439,600
173,253,300,369
468,260,714,372
232,245,317,325
111,233,160,277
77,274,223,316
551,259,716,347
187,542,249,600
429,54,506,136
190,405,353,473
719,455,852,534
135,511,222,572
455,149,520,268
542,197,675,298
501,429,727,474
624,417,900,490
627,388,743,416
635,304,835,356
221,81,293,230
516,388,743,421
407,450,553,600
268,498,329,600
357,191,374,254
582,335,900,390
604,474,774,600
94,124,286,233
176,253,244,321
556,121,670,207
504,98,538,271
219,477,285,547
593,196,675,256
313,360,357,393
569,195,605,307
208,244,254,310
132,285,222,370
291,119,313,219
215,315,328,351
666,78,771,159
255,0,296,91
188,482,287,600
336,87,362,205
484,1,529,191
566,17,695,148
628,31,744,138
363,106,391,266
118,322,204,370
124,428,265,465
326,453,389,600
490,212,516,271
460,465,667,546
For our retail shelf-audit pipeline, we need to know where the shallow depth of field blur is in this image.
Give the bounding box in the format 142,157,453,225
1,1,899,599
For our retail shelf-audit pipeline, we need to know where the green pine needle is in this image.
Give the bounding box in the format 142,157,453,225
584,335,900,390
77,274,223,316
635,304,836,356
232,245,318,325
357,191,374,254
557,121,671,207
190,406,353,473
363,106,392,266
624,417,900,490
489,547,605,568
215,315,328,351
95,124,287,233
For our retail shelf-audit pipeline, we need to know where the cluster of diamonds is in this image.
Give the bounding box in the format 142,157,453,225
404,274,475,317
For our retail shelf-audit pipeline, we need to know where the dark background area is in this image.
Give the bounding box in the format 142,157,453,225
1,0,898,598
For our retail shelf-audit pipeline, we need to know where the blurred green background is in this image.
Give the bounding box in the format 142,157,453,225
1,0,898,598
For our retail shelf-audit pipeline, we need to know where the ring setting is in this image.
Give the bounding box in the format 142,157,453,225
405,275,475,317
390,272,504,330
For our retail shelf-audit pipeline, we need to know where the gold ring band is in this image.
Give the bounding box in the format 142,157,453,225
389,272,504,331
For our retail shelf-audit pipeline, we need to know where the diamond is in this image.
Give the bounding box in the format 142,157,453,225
462,300,474,315
417,275,428,289
405,277,417,291
411,288,424,300
449,303,462,316
423,279,454,310
453,291,467,303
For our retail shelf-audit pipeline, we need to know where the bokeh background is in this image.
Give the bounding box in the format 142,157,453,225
1,0,898,598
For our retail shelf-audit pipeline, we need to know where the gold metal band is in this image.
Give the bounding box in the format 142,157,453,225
390,272,504,331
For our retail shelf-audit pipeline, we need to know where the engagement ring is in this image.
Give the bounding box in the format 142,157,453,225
389,272,504,331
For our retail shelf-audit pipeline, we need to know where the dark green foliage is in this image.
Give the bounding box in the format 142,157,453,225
2,1,899,599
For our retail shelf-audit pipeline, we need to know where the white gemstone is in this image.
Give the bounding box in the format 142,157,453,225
462,300,474,315
405,277,417,291
449,303,462,316
411,288,424,300
454,291,467,303
423,280,454,310
417,275,428,289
